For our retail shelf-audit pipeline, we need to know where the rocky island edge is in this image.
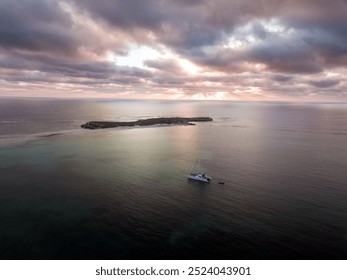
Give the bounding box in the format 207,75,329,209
81,117,213,129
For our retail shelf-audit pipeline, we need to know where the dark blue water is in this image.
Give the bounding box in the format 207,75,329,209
0,98,347,259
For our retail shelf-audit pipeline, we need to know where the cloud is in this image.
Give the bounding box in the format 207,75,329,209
309,79,341,88
1,0,347,100
144,59,183,75
0,0,77,55
272,75,294,82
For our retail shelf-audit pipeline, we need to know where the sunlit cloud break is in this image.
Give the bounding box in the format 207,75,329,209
1,0,347,101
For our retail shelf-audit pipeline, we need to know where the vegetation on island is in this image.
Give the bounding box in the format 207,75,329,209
81,117,213,129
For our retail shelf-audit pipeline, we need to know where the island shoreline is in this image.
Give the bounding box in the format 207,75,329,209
81,117,213,129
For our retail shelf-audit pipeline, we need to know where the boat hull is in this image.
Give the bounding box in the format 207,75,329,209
187,173,211,183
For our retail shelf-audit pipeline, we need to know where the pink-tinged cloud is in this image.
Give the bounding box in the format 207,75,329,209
0,0,347,101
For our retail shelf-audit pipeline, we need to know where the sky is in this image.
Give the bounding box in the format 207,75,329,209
1,0,347,101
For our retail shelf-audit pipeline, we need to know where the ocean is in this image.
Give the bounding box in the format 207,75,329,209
0,98,347,259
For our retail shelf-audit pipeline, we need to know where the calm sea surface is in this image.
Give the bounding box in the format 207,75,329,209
0,98,347,259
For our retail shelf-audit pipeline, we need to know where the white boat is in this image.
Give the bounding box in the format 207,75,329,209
187,172,212,183
187,157,212,183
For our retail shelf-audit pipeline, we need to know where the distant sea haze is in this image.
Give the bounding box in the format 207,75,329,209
0,98,346,259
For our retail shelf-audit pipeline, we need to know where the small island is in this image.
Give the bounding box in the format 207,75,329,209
81,117,213,129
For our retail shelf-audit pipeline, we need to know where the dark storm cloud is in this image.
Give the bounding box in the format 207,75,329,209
0,0,78,55
71,0,347,61
71,0,249,50
272,75,294,82
309,79,341,88
2,0,347,61
249,40,323,74
0,51,152,85
252,22,268,40
74,0,346,75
